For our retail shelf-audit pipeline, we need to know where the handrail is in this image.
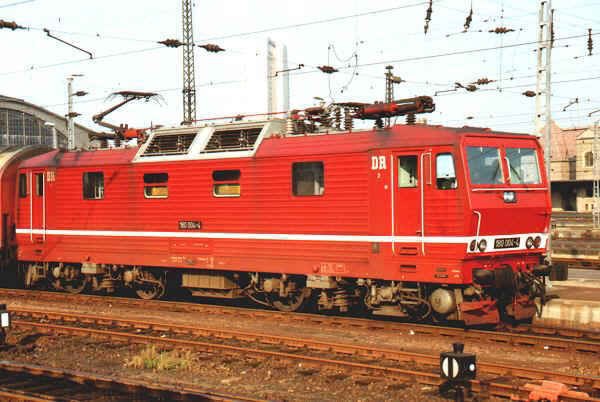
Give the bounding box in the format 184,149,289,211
473,210,482,242
420,152,431,255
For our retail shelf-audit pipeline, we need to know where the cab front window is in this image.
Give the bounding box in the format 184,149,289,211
506,147,541,184
466,146,504,185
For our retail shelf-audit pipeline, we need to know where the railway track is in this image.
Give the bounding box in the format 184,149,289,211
0,359,264,402
552,256,600,271
7,307,600,402
0,288,598,346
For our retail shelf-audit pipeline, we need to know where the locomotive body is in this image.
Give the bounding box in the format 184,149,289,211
12,120,550,325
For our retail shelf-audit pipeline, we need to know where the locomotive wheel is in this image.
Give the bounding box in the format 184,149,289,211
63,277,88,294
272,288,311,312
59,265,88,294
135,269,166,300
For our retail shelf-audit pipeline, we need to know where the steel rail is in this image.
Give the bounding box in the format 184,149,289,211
11,320,599,402
10,308,600,397
0,360,264,402
1,288,598,346
551,256,600,270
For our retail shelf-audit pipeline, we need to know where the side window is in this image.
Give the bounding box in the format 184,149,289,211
436,153,457,190
144,173,168,199
35,173,44,196
292,162,324,196
83,172,104,200
585,151,594,167
18,174,27,198
398,156,417,188
213,169,240,197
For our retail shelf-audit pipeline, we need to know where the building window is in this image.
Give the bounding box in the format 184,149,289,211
143,173,168,198
292,162,324,196
35,173,44,196
585,151,594,167
18,174,27,198
398,156,418,188
436,153,457,189
83,172,104,200
213,169,241,197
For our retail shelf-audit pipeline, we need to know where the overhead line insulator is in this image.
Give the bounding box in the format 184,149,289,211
0,19,25,30
318,65,338,74
158,38,184,48
464,6,473,32
198,43,225,53
471,78,495,86
489,27,515,34
424,0,433,34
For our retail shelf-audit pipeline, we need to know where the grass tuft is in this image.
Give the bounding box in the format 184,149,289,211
125,345,194,371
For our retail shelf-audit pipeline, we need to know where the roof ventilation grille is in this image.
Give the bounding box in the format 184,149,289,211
201,127,262,153
142,133,196,156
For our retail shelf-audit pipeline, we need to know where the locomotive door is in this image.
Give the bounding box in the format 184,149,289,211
392,152,423,255
30,170,46,243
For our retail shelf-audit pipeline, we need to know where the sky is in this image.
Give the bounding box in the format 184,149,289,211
1,0,599,135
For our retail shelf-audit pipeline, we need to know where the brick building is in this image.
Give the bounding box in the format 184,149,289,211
540,121,595,211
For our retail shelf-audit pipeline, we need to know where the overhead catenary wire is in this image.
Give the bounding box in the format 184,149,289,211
0,0,36,8
2,2,591,78
3,0,599,135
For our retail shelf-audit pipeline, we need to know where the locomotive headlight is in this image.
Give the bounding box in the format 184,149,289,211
477,239,487,252
526,237,534,249
533,236,542,248
469,240,477,251
503,191,516,203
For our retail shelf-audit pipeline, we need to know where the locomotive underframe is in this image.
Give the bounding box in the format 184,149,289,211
18,257,546,325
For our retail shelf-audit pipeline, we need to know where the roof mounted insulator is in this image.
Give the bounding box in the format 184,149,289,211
522,90,536,97
199,43,225,52
318,65,338,74
588,28,593,56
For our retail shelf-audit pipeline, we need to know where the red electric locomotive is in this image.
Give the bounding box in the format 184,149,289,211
2,99,552,326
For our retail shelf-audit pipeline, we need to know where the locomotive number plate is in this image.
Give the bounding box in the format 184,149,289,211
179,221,202,230
494,237,520,249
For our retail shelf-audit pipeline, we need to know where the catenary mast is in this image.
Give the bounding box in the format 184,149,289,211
182,0,196,124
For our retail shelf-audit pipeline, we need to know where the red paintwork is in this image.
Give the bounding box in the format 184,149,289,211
14,124,549,289
0,146,51,260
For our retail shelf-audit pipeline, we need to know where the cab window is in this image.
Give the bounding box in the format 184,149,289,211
436,153,457,189
398,156,417,188
466,146,504,185
506,148,541,184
